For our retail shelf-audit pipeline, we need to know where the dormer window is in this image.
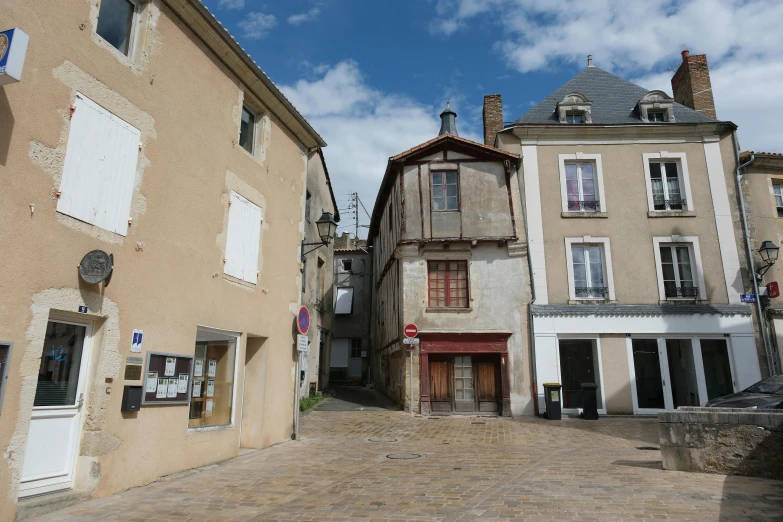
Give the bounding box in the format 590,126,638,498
557,93,592,124
638,91,675,123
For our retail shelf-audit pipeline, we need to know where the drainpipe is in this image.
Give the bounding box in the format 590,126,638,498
732,132,779,376
516,156,539,416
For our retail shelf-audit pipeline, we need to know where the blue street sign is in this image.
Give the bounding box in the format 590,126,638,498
741,294,757,303
0,28,30,85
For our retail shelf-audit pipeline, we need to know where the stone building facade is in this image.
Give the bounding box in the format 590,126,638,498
0,1,333,519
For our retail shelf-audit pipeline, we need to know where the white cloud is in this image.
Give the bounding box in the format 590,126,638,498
431,0,783,150
217,0,244,9
282,61,461,232
288,7,321,25
238,12,277,40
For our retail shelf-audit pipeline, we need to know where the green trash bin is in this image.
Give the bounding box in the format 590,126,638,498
543,382,562,420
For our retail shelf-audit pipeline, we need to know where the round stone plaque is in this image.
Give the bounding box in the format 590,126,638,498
78,250,113,284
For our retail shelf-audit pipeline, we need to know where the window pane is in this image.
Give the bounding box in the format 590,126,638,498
445,172,457,184
432,198,444,211
660,246,673,264
566,179,579,196
446,196,458,210
588,246,603,285
97,0,135,55
565,163,578,180
581,178,595,197
649,162,662,180
664,162,679,179
239,107,255,153
580,163,594,179
432,172,443,185
572,246,585,264
432,185,444,199
446,184,458,197
34,322,87,407
774,184,782,196
573,263,587,284
189,332,237,428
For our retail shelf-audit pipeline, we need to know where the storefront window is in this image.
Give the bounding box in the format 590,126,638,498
189,329,237,429
558,339,602,409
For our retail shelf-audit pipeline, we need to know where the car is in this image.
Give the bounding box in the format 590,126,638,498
704,374,783,409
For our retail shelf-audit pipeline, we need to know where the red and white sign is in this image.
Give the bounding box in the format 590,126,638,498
404,324,418,338
297,306,310,335
768,282,780,299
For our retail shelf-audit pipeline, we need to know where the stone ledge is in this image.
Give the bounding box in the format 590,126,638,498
647,210,697,218
561,211,608,218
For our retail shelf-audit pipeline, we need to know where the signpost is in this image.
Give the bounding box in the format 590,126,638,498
294,306,310,441
403,324,418,416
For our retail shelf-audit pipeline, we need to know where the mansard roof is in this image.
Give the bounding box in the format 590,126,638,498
512,66,717,126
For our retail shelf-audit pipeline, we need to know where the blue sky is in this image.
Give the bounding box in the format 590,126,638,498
203,0,783,237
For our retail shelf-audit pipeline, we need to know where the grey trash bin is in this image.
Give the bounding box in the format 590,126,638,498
543,382,562,420
581,382,598,420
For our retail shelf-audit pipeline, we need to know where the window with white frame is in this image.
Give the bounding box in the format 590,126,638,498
431,171,459,211
96,0,138,56
559,154,606,213
565,162,599,211
565,112,583,124
565,237,615,301
648,110,667,122
224,191,262,284
653,237,706,301
643,153,693,212
57,94,140,236
773,182,783,218
335,287,354,315
239,105,256,154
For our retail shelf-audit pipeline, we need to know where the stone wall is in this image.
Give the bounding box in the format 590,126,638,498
659,407,783,480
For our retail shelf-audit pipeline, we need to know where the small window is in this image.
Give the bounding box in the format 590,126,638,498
648,110,666,122
428,261,468,308
565,162,599,211
96,0,137,56
341,259,352,273
335,287,354,315
773,183,783,218
432,171,459,211
224,191,262,284
305,191,312,223
189,329,237,429
301,259,307,293
659,244,698,299
0,343,10,412
351,339,362,358
571,245,607,299
565,112,583,124
239,105,256,153
649,161,684,210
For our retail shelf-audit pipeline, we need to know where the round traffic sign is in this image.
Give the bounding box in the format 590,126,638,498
297,306,310,335
404,323,418,338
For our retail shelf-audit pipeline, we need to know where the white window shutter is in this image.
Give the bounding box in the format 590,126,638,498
57,94,140,236
225,191,261,284
335,287,354,314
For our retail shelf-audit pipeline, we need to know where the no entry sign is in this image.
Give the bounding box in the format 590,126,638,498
297,306,310,335
404,324,418,338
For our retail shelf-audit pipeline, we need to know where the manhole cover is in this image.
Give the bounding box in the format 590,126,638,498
637,446,660,451
368,437,398,443
386,453,423,460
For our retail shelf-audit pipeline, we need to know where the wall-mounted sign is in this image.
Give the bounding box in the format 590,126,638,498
741,294,757,303
78,306,88,313
297,306,310,335
0,28,29,86
297,334,309,352
404,324,418,338
131,329,144,353
78,250,113,286
142,352,193,405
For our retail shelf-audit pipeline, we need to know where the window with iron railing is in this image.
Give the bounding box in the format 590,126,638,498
650,161,684,211
660,245,697,299
773,183,783,218
565,162,599,212
571,245,608,299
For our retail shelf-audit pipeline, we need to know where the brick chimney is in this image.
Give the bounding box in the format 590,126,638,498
483,94,503,146
671,50,716,119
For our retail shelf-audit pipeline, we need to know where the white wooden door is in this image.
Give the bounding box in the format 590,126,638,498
19,320,93,497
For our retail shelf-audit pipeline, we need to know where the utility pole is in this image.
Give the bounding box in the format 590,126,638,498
354,192,359,240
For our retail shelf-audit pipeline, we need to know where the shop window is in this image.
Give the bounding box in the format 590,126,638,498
96,0,138,56
558,339,602,409
431,171,459,211
189,329,237,429
57,94,140,236
427,260,468,308
224,191,262,284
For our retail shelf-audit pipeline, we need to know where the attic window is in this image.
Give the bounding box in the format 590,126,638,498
557,93,592,124
638,91,675,123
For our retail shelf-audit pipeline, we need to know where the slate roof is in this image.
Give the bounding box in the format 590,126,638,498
512,66,718,126
532,304,751,316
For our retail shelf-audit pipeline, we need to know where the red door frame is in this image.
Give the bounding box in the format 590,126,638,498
419,333,511,416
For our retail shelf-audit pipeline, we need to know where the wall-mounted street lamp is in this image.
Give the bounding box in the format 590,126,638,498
301,212,338,258
756,240,780,280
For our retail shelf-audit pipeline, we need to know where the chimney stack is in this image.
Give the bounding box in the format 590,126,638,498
482,94,503,147
671,49,716,119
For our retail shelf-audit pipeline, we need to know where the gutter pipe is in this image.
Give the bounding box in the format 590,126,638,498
732,132,779,376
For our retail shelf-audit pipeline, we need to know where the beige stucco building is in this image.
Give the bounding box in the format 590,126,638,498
491,52,765,416
737,150,783,375
0,1,335,519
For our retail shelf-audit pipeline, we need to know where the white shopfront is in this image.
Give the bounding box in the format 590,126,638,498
533,307,761,415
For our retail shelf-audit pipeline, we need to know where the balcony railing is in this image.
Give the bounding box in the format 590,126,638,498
574,286,609,299
567,200,600,212
665,285,699,299
653,196,686,211
315,298,324,313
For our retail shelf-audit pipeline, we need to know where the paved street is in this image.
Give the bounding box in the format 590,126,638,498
316,385,397,411
32,408,783,521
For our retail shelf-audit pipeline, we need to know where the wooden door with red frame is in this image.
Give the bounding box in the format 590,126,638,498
474,356,500,413
429,356,452,413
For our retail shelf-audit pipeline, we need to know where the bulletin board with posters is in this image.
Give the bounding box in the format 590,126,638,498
142,352,194,405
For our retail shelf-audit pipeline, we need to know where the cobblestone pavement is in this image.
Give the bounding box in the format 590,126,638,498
33,409,783,521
